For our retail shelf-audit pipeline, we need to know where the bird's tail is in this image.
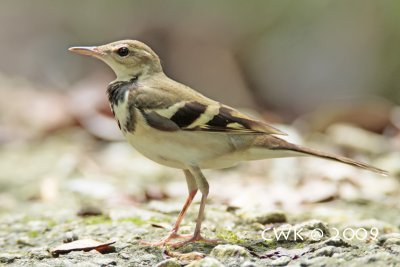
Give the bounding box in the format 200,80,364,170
290,144,389,176
252,135,388,176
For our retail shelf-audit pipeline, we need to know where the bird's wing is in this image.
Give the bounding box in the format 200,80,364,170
139,99,286,135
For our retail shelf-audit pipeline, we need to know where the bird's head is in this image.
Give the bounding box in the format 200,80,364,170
69,40,162,81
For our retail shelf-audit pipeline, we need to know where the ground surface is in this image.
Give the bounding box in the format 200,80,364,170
1,80,400,266
1,125,400,267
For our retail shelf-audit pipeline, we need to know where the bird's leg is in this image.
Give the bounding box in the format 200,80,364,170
140,170,198,246
169,166,221,248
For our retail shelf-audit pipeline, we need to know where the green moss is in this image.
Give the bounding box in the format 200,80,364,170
82,215,164,226
20,216,38,224
294,242,306,249
117,217,162,226
19,216,57,229
216,229,242,244
27,230,39,238
262,238,276,247
46,219,57,228
83,215,111,225
117,217,147,226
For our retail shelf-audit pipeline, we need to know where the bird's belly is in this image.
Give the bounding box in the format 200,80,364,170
112,99,241,169
124,120,237,169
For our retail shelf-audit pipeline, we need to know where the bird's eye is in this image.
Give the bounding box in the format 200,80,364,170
117,47,129,57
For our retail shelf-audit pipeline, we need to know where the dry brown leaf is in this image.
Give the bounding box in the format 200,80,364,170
77,206,103,217
51,239,115,256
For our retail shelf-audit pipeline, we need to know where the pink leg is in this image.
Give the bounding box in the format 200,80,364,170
168,191,220,248
140,170,198,246
169,167,221,248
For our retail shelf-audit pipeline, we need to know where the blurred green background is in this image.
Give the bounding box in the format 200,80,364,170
1,0,399,116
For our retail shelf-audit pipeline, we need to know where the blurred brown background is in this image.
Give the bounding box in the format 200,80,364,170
1,0,399,116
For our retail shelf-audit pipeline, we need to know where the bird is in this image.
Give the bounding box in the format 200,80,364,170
69,40,388,247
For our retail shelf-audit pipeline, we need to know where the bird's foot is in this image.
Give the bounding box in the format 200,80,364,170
168,233,221,248
140,231,191,247
140,231,221,247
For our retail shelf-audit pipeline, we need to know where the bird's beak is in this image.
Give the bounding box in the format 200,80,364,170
68,46,105,57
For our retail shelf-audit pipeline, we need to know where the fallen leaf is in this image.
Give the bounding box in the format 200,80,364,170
226,205,240,212
77,206,103,217
150,223,170,229
51,239,116,256
302,194,338,204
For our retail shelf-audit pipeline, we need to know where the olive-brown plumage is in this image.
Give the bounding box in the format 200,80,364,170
69,40,388,247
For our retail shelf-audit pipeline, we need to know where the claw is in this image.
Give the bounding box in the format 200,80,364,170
140,231,188,246
140,231,221,247
168,233,221,248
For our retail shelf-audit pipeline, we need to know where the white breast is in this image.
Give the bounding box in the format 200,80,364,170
111,90,130,131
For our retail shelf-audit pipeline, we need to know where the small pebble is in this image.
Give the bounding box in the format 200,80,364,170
186,257,224,267
0,253,22,264
210,244,250,259
63,232,79,243
155,259,181,267
270,256,291,266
